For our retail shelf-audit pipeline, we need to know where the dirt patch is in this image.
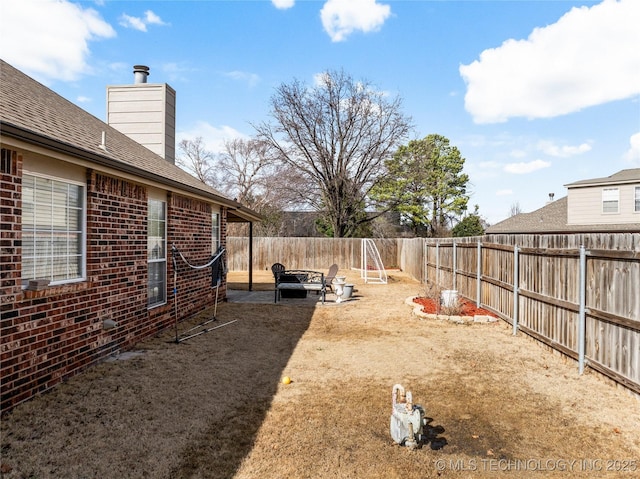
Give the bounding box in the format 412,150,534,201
1,271,639,478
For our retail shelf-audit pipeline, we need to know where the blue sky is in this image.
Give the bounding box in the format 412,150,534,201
1,0,639,225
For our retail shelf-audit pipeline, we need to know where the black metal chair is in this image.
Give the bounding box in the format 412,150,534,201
271,263,286,302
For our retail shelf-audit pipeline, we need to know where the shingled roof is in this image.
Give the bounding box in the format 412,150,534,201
565,168,640,188
0,60,260,223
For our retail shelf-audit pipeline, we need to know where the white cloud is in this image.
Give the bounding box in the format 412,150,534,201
496,189,513,196
120,10,167,32
0,0,115,82
177,121,248,155
510,149,527,159
120,14,147,32
320,0,391,42
272,0,295,9
460,0,640,123
623,132,640,165
504,160,551,174
537,140,592,158
76,96,91,104
224,71,261,88
144,10,167,26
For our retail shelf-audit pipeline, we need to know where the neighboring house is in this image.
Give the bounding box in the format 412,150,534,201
487,169,640,234
0,60,261,412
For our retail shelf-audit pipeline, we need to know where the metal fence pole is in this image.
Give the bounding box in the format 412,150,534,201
476,241,481,307
513,246,519,336
453,241,457,290
436,242,440,288
578,245,586,374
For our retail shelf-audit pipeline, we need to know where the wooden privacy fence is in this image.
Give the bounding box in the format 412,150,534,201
420,235,640,395
226,237,399,272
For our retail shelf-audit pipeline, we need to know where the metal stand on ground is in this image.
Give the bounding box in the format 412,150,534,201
172,244,229,343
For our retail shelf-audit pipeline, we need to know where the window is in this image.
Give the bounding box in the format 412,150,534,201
635,187,640,213
212,212,220,253
22,174,85,286
602,187,619,213
148,199,166,307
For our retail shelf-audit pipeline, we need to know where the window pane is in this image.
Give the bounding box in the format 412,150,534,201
35,177,52,203
52,257,68,281
34,256,50,280
52,207,66,230
22,232,35,257
68,184,81,208
35,205,52,229
35,236,51,256
635,187,640,212
68,207,82,231
68,256,81,278
148,261,166,305
148,237,165,260
23,203,34,226
52,181,67,207
603,201,618,213
22,175,34,202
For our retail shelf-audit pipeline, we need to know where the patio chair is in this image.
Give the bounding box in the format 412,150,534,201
271,263,286,301
325,263,339,292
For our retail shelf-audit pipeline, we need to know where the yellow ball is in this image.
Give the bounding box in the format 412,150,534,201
282,376,291,385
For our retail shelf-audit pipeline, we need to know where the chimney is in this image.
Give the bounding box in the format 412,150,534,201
106,65,176,164
133,65,149,84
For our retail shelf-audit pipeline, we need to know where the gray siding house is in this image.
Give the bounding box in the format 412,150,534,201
487,169,640,234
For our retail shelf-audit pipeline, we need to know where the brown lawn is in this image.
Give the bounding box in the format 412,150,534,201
1,271,639,478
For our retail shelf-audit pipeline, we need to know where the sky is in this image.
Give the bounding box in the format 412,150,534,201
1,0,639,225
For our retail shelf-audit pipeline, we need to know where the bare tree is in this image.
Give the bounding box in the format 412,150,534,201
509,201,523,217
176,137,217,187
255,69,412,237
218,138,306,236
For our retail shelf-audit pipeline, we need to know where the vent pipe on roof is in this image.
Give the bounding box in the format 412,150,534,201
547,192,555,204
133,65,149,84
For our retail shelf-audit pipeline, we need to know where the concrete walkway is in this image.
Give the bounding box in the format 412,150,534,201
226,288,335,305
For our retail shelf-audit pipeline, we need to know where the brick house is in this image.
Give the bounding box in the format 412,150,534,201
0,60,261,412
487,168,640,233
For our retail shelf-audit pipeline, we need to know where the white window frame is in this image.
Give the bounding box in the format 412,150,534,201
635,186,640,213
21,172,86,287
148,198,167,308
212,211,220,253
602,187,619,214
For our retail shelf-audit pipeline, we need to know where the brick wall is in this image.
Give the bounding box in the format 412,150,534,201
1,161,226,412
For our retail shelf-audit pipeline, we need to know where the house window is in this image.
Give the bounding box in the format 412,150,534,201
21,173,85,286
635,187,640,213
148,199,166,307
602,187,619,213
212,212,220,253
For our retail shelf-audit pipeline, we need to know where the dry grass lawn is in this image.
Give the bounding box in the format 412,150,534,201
1,271,639,478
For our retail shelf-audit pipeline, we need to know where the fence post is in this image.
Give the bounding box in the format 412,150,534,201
453,241,457,290
578,245,586,374
435,242,440,287
476,241,481,307
423,239,428,284
513,245,519,336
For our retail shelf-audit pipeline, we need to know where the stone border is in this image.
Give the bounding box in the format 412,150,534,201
404,296,498,325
